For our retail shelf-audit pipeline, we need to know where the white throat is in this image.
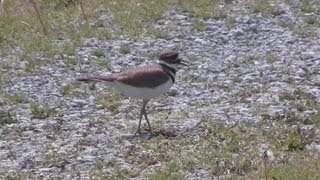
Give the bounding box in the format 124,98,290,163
156,60,178,70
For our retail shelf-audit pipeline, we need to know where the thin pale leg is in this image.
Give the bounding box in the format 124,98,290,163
136,99,150,134
137,108,144,133
143,111,152,132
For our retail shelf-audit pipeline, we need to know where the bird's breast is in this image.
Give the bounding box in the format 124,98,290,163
115,79,174,100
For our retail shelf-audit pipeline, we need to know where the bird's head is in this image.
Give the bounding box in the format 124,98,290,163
158,50,187,68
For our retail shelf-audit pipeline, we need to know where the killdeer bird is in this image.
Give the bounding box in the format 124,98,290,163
78,50,186,133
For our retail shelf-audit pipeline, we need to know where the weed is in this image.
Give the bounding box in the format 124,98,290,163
7,92,27,105
249,0,281,17
233,76,242,83
294,26,317,39
30,101,59,119
0,74,9,87
224,15,236,29
119,45,131,54
61,44,76,56
243,55,256,64
43,151,67,167
92,49,106,58
149,28,170,40
95,89,123,113
177,0,222,20
65,58,78,68
97,58,111,70
305,108,320,125
301,1,315,13
59,82,83,97
304,16,319,26
0,110,16,125
105,159,118,168
149,169,184,180
265,52,279,64
277,19,291,28
60,84,73,96
192,20,206,31
25,60,38,73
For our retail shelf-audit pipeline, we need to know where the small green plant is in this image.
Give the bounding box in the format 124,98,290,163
278,91,296,101
119,45,131,54
105,159,118,168
60,85,73,96
97,58,111,69
241,158,252,172
25,60,37,73
65,58,78,68
149,29,170,39
177,0,221,19
233,76,242,83
265,52,279,64
167,161,180,173
0,74,9,87
7,92,27,105
93,49,106,58
305,108,320,125
192,19,206,31
43,151,66,167
59,82,83,97
30,101,58,119
224,15,236,29
0,110,17,125
95,90,123,113
301,1,315,13
277,19,291,28
294,27,317,39
304,16,319,26
249,0,280,17
243,55,256,64
20,37,55,62
61,44,76,56
149,169,184,180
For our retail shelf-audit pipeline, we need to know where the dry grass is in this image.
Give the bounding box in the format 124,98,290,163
0,0,226,67
249,0,282,17
76,115,319,179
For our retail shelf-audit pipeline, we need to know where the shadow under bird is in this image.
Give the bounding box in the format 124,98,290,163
77,50,187,134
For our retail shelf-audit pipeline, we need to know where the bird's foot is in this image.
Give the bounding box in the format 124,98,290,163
134,129,141,136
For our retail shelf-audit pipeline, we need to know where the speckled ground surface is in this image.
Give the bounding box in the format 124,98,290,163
1,0,320,179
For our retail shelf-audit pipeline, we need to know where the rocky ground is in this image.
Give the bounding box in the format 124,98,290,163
1,0,320,179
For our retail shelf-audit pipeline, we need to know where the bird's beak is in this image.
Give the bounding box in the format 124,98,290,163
178,58,188,66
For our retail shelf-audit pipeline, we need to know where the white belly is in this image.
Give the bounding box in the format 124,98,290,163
114,80,173,100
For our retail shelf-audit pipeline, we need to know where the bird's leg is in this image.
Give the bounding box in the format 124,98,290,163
136,99,150,134
136,106,144,134
136,99,152,134
142,100,152,132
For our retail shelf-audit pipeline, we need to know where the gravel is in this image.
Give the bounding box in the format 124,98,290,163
1,1,320,178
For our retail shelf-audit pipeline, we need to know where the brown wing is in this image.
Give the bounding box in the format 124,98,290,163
115,65,170,88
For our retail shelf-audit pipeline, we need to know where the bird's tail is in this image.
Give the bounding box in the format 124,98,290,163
77,75,116,82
